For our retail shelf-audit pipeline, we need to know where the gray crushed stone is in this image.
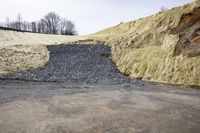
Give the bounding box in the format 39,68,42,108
0,44,141,84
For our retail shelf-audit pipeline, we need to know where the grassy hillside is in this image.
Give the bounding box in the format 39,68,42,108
0,0,200,86
0,30,91,74
93,0,200,86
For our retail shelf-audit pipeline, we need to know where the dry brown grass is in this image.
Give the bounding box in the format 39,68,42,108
1,0,200,86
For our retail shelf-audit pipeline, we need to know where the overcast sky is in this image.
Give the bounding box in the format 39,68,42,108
0,0,193,35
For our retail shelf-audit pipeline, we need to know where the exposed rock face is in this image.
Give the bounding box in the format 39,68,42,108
173,7,200,56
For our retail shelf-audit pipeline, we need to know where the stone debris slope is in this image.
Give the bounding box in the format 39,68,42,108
0,45,131,84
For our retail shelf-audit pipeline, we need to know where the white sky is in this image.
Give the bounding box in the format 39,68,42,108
0,0,193,35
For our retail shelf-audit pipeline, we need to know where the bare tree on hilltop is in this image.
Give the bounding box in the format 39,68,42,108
37,20,46,33
31,22,37,32
0,12,77,35
16,14,22,30
6,17,10,28
160,6,168,12
60,19,77,35
42,12,61,34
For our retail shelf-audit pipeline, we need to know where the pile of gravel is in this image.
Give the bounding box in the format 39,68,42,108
0,44,132,84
